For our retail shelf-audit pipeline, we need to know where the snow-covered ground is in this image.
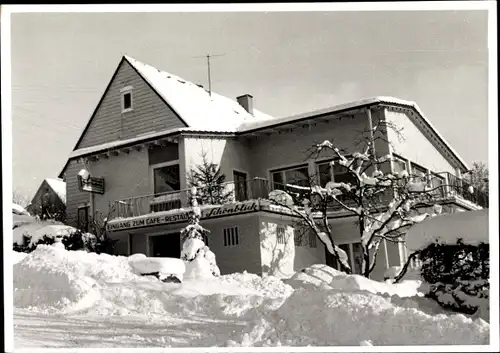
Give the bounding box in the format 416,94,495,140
12,246,490,348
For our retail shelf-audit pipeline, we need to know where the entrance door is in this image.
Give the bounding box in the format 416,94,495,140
77,206,89,232
233,171,248,201
150,232,181,258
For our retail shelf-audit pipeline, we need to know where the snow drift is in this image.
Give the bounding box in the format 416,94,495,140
14,245,136,312
13,247,289,319
286,264,421,297
232,265,488,346
13,248,490,347
232,288,489,346
13,250,28,264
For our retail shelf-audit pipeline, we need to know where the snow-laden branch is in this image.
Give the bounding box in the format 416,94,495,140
288,120,453,278
368,239,382,273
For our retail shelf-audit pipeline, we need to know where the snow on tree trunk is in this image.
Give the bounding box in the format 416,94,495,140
180,187,221,279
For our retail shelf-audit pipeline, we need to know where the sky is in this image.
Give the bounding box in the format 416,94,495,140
9,8,489,198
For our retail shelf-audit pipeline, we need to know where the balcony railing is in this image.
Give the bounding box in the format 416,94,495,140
434,172,488,208
114,178,271,219
113,173,488,219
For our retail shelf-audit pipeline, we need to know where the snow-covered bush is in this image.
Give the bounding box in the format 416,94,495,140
13,234,55,252
83,232,117,254
13,228,112,254
181,187,221,278
418,239,489,318
268,190,294,207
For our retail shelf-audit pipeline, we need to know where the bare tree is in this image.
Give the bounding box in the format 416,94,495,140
467,161,489,195
267,119,444,278
12,190,31,209
85,202,118,254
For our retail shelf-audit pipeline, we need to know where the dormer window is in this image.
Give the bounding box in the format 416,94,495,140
120,86,133,113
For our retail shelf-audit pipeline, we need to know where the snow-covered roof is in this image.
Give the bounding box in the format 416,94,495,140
13,213,36,228
12,203,30,216
61,56,468,176
45,178,66,204
238,96,468,171
124,56,275,132
237,96,386,132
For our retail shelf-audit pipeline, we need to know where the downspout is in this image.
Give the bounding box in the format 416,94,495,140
366,107,378,172
83,158,95,226
90,192,95,223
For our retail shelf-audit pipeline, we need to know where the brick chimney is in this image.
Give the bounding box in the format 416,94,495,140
237,94,254,115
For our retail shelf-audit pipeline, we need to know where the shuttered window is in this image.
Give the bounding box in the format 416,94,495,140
223,227,239,246
277,225,286,244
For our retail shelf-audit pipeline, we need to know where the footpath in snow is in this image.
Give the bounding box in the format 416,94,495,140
12,246,490,348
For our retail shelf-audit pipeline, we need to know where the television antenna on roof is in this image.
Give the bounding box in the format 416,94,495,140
192,53,226,97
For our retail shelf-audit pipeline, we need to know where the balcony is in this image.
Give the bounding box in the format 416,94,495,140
434,172,488,209
114,178,272,219
112,173,488,219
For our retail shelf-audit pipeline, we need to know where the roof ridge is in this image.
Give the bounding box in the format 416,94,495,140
124,55,203,91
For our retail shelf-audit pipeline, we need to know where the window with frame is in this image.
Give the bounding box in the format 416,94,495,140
223,227,239,246
151,162,181,212
120,86,133,113
430,173,445,197
271,165,309,190
392,155,408,175
153,163,180,195
411,163,428,183
77,206,89,232
277,225,286,244
316,160,357,203
317,160,357,188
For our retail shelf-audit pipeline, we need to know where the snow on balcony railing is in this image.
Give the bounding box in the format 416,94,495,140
112,172,487,219
114,178,271,219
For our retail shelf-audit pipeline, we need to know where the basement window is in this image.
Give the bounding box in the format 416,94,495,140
120,86,134,113
223,227,239,247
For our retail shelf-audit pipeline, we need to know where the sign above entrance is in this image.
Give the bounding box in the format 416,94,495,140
78,175,105,194
107,200,259,232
